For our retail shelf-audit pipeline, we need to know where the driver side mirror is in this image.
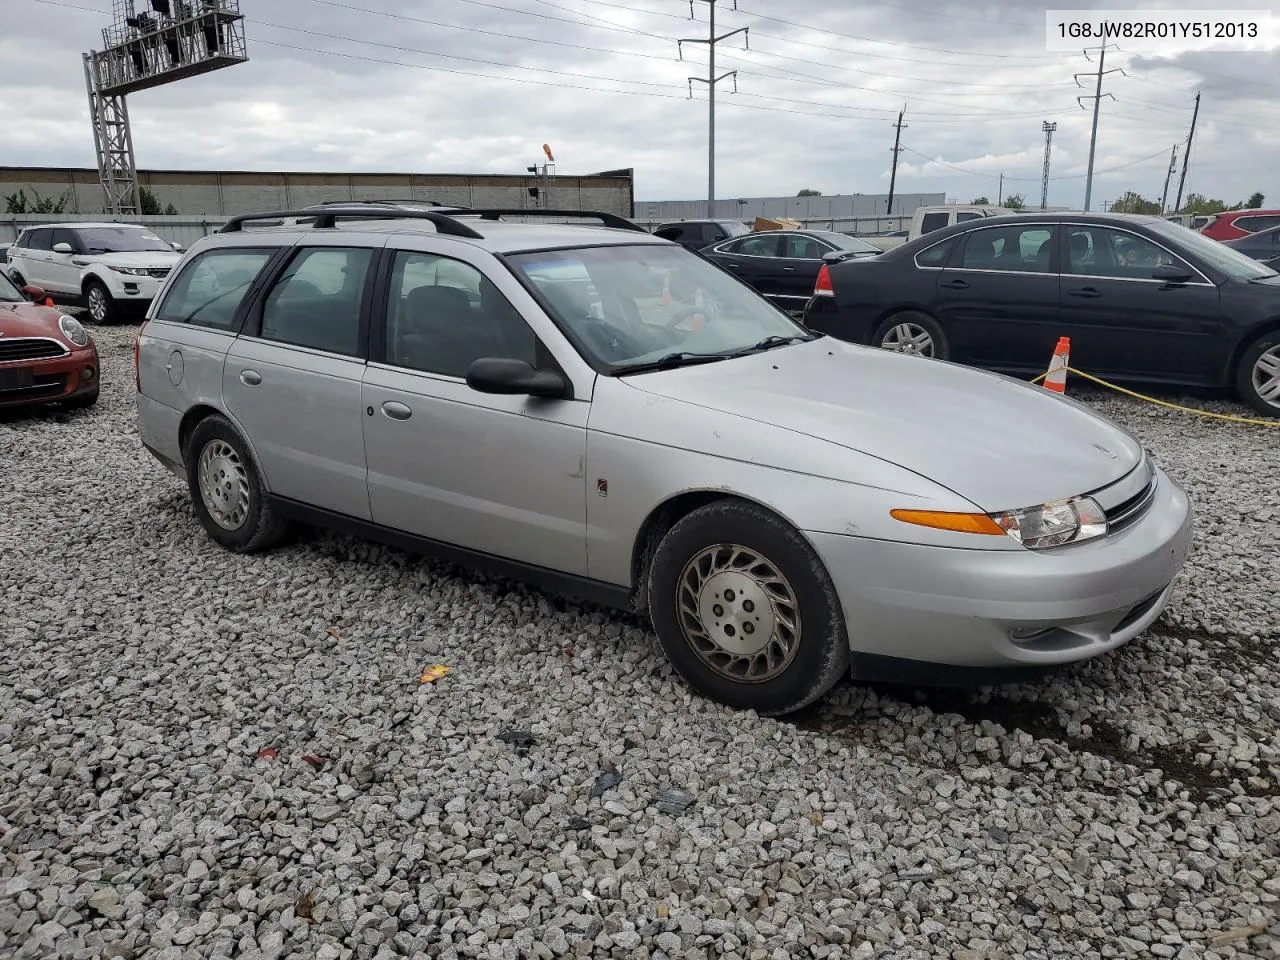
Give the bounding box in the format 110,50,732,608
821,251,851,264
22,284,48,302
171,241,184,251
53,242,75,255
1152,264,1194,285
466,358,568,399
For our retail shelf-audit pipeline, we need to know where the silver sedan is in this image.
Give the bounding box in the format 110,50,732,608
136,211,1195,715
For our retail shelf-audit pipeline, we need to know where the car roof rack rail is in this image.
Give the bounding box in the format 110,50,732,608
304,198,467,209
457,209,647,233
218,208,486,239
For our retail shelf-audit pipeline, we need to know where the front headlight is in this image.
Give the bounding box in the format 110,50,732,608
891,495,1108,549
992,496,1107,549
58,314,89,347
109,266,149,276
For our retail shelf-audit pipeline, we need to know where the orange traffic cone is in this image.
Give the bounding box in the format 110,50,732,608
1043,336,1070,394
661,274,671,307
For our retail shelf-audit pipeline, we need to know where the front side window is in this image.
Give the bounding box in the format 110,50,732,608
0,268,25,302
960,226,1054,272
782,234,830,259
1064,227,1191,280
156,248,274,330
74,227,173,254
259,247,372,356
384,251,537,378
508,243,811,371
51,229,80,253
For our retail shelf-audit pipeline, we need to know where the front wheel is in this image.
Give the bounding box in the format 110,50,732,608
1236,334,1280,417
647,500,850,716
84,280,116,325
872,311,949,361
185,415,291,552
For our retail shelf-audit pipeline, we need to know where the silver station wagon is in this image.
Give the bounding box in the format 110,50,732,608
135,206,1194,715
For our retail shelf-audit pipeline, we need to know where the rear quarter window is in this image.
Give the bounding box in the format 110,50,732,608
914,236,958,267
156,248,275,331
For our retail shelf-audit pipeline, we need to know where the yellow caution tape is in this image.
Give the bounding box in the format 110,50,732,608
1028,368,1279,428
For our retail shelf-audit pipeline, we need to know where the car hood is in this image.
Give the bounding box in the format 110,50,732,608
624,338,1144,511
77,251,179,268
0,300,72,340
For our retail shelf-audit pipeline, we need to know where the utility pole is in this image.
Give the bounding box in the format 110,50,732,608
679,1,748,219
997,173,1003,205
1074,43,1122,212
886,106,907,215
1172,92,1200,215
1040,121,1057,210
1160,144,1178,214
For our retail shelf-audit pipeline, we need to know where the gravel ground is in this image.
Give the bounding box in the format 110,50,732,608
1,321,1277,960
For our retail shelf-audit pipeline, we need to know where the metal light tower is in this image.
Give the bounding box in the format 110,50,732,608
83,1,249,215
1039,121,1056,210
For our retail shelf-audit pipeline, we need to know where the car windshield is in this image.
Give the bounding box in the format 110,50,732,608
0,269,24,302
807,230,879,254
724,221,751,237
506,243,815,372
76,227,174,254
1146,219,1278,281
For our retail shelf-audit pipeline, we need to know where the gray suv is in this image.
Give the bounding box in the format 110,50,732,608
136,206,1192,715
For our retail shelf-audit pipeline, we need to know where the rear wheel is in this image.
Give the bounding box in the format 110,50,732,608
1236,334,1280,417
84,280,116,325
647,499,850,716
872,311,949,361
185,415,291,552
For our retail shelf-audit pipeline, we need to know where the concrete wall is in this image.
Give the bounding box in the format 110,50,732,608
634,192,947,230
0,166,636,219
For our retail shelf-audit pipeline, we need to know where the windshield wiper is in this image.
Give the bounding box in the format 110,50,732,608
727,334,814,357
614,351,732,375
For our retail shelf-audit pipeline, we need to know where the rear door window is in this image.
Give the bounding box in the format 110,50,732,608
25,229,53,252
1236,215,1280,233
960,226,1055,272
738,235,781,257
156,248,274,331
258,247,373,356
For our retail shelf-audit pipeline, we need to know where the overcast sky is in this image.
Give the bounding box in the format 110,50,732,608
1,0,1277,209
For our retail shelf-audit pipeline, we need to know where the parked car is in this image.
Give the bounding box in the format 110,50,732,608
137,204,1193,715
700,229,879,314
1223,223,1280,262
0,272,99,410
4,222,183,324
652,218,750,250
804,212,1280,417
1199,209,1280,241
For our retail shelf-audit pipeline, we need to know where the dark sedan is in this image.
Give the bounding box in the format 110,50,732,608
1224,223,1280,262
701,229,879,315
803,213,1280,416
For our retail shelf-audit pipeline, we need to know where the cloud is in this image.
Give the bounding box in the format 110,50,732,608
1,0,1276,210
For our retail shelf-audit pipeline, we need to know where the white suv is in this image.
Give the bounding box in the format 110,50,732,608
5,222,182,324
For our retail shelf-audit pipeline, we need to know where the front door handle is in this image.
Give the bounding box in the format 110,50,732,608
1068,287,1102,298
239,369,262,386
940,279,969,290
381,401,412,421
782,267,796,272
725,262,741,269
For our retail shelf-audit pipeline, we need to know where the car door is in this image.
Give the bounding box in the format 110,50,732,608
934,223,1061,371
1058,224,1221,382
47,229,85,294
360,244,591,575
18,228,55,288
775,233,833,312
712,234,784,301
222,240,376,520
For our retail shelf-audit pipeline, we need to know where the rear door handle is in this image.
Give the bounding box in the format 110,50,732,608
725,262,741,269
1068,287,1102,298
940,279,969,290
782,267,796,272
239,369,262,386
381,401,412,421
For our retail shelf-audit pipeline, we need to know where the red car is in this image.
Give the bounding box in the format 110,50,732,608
1200,209,1280,241
0,271,99,410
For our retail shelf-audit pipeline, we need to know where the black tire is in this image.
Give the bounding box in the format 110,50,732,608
184,414,291,553
64,387,99,409
84,279,116,325
871,310,950,361
1235,333,1280,418
646,499,850,716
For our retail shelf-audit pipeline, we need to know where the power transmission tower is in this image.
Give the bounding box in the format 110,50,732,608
1039,121,1056,210
886,107,907,215
679,0,748,219
1173,92,1201,215
1160,144,1178,214
1074,43,1123,212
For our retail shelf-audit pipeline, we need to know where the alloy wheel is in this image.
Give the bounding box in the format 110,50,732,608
198,439,250,530
879,321,935,357
88,286,108,323
1253,344,1280,410
676,544,802,683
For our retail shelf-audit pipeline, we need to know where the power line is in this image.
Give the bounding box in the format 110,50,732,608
898,144,1171,182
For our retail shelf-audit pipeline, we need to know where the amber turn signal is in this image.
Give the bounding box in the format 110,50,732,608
890,509,1006,536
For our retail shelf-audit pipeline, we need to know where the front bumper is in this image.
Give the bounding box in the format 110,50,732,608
807,465,1194,680
97,271,166,303
0,345,99,408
